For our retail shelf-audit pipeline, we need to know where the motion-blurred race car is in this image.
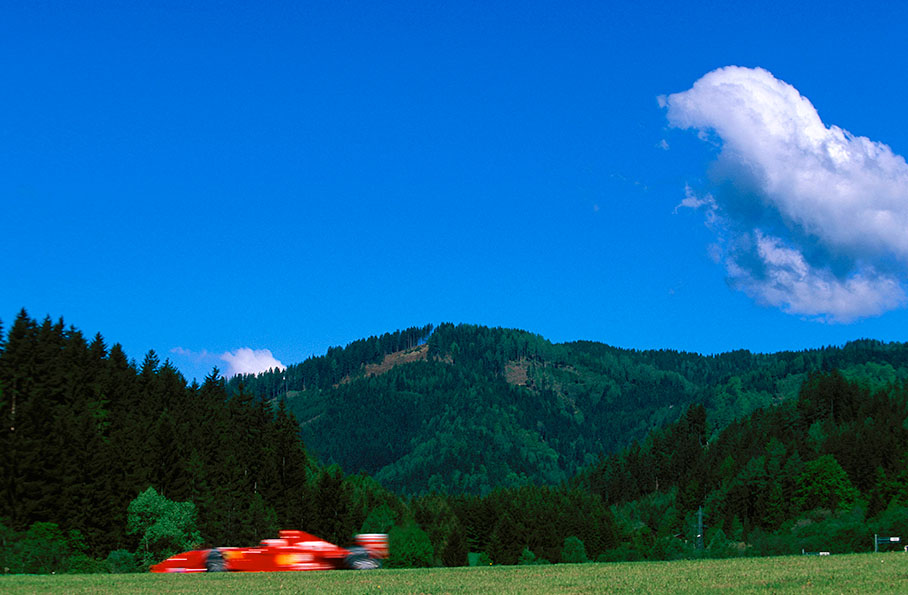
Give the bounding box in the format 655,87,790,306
150,530,388,573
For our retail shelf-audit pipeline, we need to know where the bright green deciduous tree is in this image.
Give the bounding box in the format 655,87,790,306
126,486,202,568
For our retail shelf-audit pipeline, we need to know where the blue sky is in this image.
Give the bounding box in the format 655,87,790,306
3,1,908,382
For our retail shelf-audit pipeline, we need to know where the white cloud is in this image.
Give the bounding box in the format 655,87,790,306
171,346,286,378
727,232,905,322
666,66,908,322
220,348,285,378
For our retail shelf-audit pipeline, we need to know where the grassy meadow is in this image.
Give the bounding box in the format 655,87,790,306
2,553,907,594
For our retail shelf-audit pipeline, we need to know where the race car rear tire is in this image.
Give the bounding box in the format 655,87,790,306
206,548,227,572
345,547,380,570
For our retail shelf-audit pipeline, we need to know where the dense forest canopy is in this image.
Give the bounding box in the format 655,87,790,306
231,323,908,495
4,310,908,573
0,310,402,570
570,370,908,559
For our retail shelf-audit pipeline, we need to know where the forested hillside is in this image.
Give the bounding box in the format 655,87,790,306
234,323,908,495
405,370,908,564
4,311,908,572
571,370,908,559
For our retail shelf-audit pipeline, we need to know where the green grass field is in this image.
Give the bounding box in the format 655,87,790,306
3,553,907,594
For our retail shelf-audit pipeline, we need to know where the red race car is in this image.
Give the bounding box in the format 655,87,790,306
150,531,388,573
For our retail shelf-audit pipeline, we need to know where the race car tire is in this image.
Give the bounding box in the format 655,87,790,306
206,548,227,572
345,547,380,570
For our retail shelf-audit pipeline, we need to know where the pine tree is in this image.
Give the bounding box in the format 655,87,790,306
270,399,312,528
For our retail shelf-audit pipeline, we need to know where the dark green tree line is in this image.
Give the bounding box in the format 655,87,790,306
0,310,395,565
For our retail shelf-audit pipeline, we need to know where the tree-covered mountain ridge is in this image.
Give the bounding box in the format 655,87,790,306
5,311,908,570
229,323,908,496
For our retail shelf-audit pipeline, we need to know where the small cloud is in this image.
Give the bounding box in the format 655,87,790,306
657,139,670,151
656,94,667,109
171,346,286,378
220,348,286,378
674,184,717,214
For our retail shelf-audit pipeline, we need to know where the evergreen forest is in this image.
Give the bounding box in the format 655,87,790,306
4,311,908,573
234,323,908,495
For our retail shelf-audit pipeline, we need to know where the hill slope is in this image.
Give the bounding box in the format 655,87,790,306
229,324,908,495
